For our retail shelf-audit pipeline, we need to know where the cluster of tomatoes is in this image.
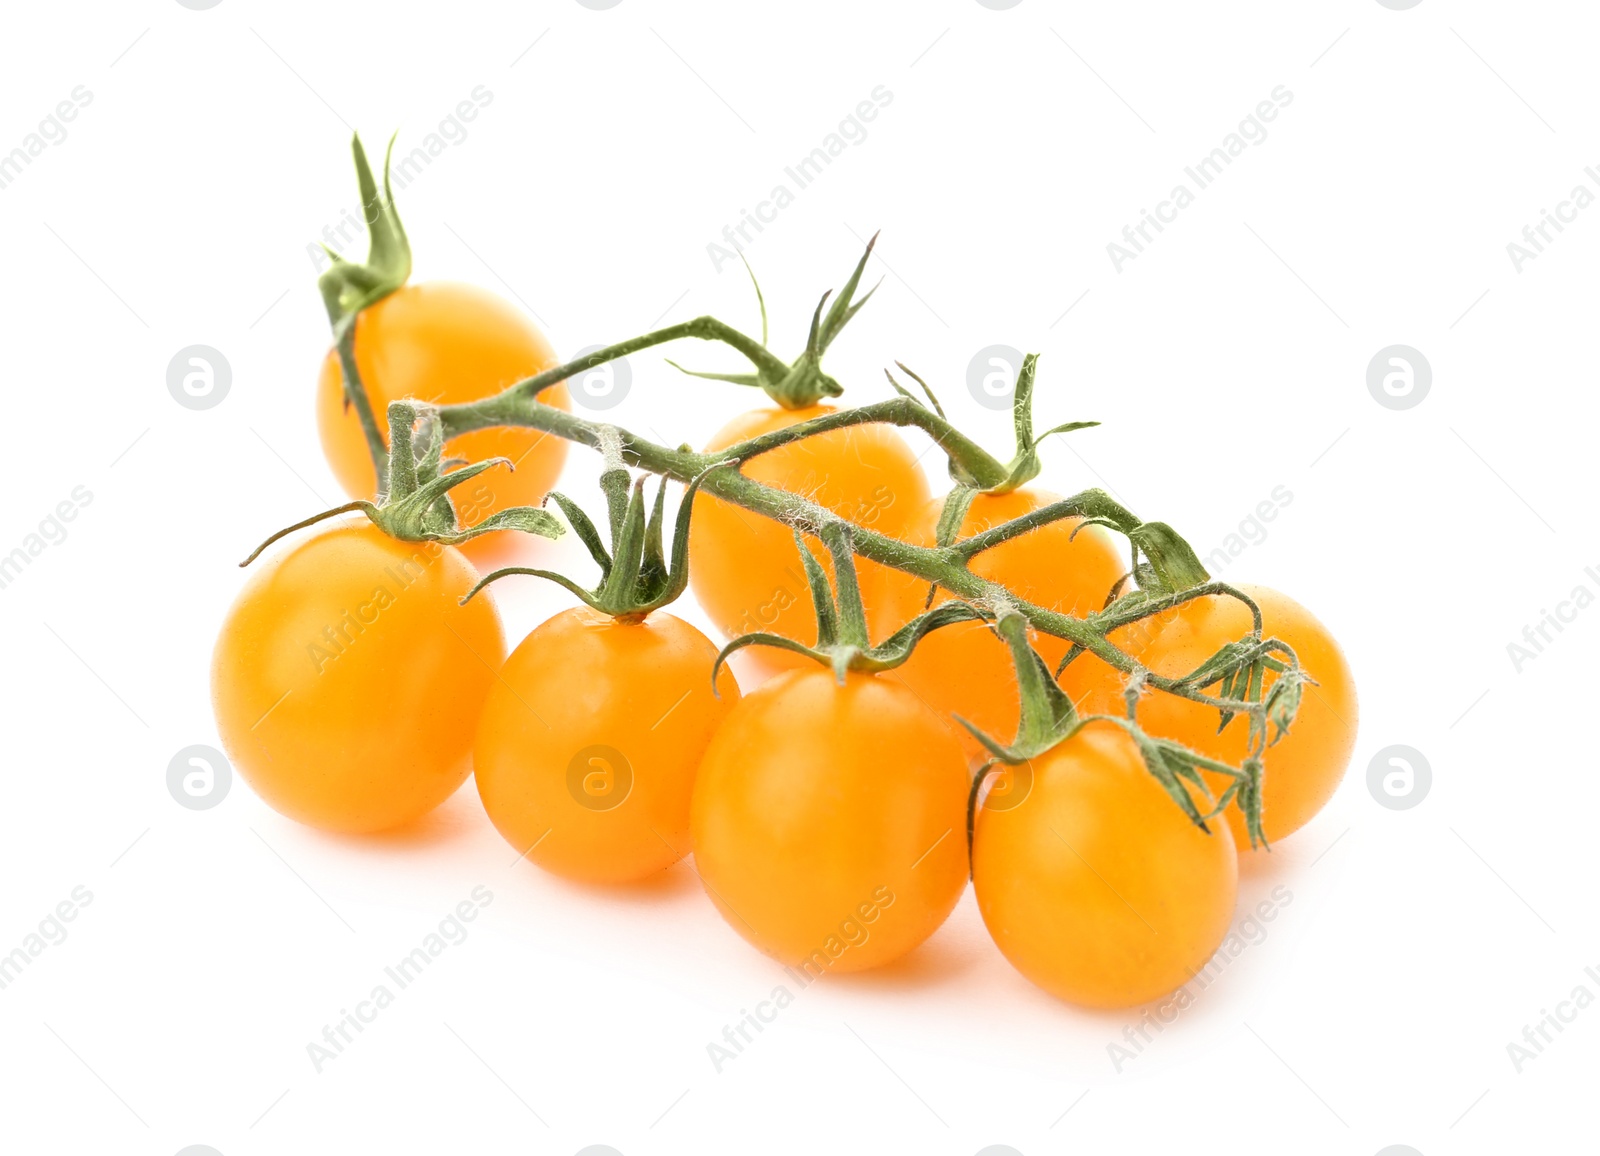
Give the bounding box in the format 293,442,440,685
212,144,1357,1011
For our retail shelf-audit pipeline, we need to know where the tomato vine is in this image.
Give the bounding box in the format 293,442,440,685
285,134,1315,849
424,298,1310,844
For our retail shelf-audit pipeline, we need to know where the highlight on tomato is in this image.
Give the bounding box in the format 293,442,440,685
690,524,978,973
1076,579,1357,848
964,615,1238,1009
313,136,570,568
212,406,563,834
470,468,740,884
678,239,931,674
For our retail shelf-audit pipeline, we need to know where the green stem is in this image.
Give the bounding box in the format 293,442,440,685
949,493,1143,559
421,304,1295,844
330,315,389,497
717,396,1008,488
438,393,1171,685
443,317,783,437
432,322,1302,722
1092,580,1265,637
440,319,1010,489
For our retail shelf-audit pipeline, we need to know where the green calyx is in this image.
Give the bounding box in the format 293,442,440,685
960,610,1083,861
965,610,1232,837
318,134,411,330
1037,569,1303,848
958,612,1080,764
1140,615,1311,848
463,459,730,620
712,521,984,686
668,236,882,410
989,353,1100,493
239,400,563,567
1126,521,1211,594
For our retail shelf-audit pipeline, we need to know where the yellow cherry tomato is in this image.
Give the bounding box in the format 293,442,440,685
474,606,740,883
212,523,504,833
691,668,968,973
972,721,1238,1008
1077,584,1357,848
317,282,571,567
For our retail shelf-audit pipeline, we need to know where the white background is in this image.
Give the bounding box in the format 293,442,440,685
1,2,1595,1154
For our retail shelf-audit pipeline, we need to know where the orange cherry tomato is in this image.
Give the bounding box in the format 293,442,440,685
1075,584,1357,848
893,488,1126,757
972,721,1238,1008
687,405,930,675
317,282,571,567
211,523,504,833
691,668,969,973
474,606,740,883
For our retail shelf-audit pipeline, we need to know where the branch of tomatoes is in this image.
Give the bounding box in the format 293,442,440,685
433,365,1285,692
307,133,1309,849
429,380,1307,846
435,322,1017,492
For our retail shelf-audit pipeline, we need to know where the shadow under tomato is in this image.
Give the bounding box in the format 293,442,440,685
825,919,987,994
1237,841,1288,884
318,776,490,854
532,852,705,904
1236,814,1343,881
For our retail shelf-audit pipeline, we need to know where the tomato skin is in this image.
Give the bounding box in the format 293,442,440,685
691,669,969,972
687,405,931,675
1076,585,1357,848
972,722,1238,1008
893,488,1126,757
211,523,504,834
316,282,571,567
474,607,740,883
